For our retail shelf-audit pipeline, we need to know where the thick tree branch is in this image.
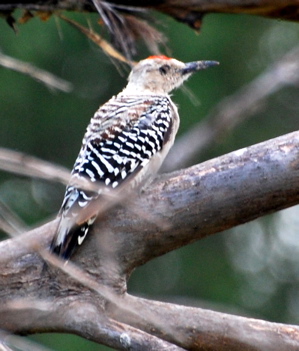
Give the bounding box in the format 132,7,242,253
1,1,298,24
114,295,299,351
1,130,299,349
0,297,184,350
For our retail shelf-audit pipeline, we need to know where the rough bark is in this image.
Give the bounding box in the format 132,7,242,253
1,131,299,350
1,0,299,29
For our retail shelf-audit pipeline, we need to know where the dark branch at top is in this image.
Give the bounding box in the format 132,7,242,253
1,0,299,58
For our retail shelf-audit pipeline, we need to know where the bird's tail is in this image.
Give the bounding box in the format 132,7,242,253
51,216,96,260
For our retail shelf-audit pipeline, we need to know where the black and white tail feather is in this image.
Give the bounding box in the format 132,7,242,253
50,56,218,260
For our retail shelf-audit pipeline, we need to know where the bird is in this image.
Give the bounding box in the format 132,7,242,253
50,55,219,260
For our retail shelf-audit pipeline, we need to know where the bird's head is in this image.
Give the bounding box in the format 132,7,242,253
123,55,219,95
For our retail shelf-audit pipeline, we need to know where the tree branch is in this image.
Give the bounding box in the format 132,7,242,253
0,51,72,92
1,1,298,24
0,147,70,185
1,130,299,349
113,295,299,351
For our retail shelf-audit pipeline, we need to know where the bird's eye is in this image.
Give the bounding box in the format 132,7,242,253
159,65,170,75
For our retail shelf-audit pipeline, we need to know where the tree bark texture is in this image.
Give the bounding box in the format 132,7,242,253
1,0,299,29
1,131,299,349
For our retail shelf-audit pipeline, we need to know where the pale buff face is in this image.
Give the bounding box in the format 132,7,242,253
124,57,194,95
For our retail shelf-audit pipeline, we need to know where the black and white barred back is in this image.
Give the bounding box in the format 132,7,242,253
50,55,218,259
51,95,177,259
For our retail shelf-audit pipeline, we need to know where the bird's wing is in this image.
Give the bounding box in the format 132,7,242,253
51,95,176,259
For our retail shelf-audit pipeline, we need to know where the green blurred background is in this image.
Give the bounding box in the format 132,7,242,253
1,9,299,350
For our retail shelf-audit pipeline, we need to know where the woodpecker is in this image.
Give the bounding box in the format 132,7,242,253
51,55,218,259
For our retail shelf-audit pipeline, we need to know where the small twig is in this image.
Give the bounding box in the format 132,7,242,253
0,51,73,92
0,200,28,236
0,330,54,351
162,45,299,172
0,342,13,351
58,14,131,65
0,147,70,185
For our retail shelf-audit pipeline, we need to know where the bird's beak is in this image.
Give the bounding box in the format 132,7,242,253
181,60,219,75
